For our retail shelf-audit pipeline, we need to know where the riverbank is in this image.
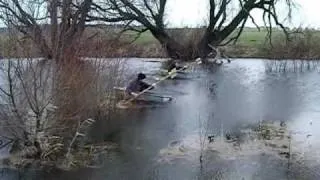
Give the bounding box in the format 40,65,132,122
1,28,320,60
2,45,320,60
86,27,320,60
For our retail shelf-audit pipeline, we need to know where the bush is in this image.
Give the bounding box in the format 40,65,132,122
259,29,320,59
0,55,127,169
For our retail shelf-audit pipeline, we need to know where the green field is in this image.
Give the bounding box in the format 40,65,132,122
0,26,319,59
122,27,320,48
122,27,286,46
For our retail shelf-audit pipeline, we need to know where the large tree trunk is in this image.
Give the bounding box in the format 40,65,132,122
149,29,189,60
149,28,220,61
197,30,221,58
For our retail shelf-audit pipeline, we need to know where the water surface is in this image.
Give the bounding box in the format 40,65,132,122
2,58,320,180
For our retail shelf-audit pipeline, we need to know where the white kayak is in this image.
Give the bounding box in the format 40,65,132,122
113,87,173,103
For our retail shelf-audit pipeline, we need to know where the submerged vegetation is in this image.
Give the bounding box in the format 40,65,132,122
264,59,320,73
158,119,320,179
158,120,293,163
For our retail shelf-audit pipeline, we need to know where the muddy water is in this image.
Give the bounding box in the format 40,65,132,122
2,58,320,179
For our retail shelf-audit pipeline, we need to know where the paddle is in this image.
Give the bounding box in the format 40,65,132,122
152,88,188,95
117,58,202,108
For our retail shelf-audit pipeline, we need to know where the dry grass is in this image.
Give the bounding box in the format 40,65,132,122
259,29,320,60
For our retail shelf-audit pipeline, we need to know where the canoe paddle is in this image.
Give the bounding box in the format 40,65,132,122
116,58,202,108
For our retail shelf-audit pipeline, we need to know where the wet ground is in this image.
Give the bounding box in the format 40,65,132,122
1,58,320,179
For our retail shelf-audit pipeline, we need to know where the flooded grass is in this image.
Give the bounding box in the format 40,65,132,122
156,119,320,179
157,120,290,163
264,60,320,73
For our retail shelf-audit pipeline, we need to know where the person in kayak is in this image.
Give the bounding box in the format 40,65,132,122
125,73,154,97
165,61,188,79
167,60,188,74
167,61,186,72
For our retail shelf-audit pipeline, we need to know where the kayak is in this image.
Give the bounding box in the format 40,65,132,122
158,69,191,79
113,87,173,103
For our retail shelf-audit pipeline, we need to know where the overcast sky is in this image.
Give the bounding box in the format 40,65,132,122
0,0,318,29
166,0,320,28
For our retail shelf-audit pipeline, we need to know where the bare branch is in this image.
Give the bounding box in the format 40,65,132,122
142,0,157,20
239,0,260,31
210,0,232,30
220,17,248,46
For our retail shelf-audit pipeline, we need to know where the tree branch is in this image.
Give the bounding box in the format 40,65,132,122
210,0,231,29
220,17,248,46
142,0,157,20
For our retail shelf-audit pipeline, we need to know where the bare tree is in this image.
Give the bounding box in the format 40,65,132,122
0,33,126,166
94,0,295,60
0,1,129,168
0,0,94,63
0,0,295,61
0,56,56,157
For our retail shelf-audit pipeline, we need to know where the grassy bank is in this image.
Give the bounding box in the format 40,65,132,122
124,27,320,59
0,27,320,59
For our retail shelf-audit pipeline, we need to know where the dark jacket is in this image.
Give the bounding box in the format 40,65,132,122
168,62,185,72
126,79,153,94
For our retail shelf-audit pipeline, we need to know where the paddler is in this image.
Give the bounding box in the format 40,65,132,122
125,73,154,97
166,61,187,79
167,60,186,72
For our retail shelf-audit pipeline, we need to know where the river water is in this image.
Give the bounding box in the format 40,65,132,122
1,58,320,180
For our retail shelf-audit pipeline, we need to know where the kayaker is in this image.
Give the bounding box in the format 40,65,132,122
167,61,187,73
125,73,154,97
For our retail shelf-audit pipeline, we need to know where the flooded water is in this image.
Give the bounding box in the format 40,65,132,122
2,58,320,179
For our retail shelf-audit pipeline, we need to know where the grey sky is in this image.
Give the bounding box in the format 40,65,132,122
166,0,320,28
0,0,317,29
